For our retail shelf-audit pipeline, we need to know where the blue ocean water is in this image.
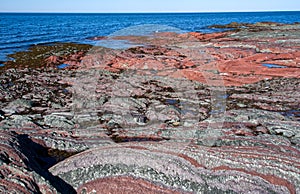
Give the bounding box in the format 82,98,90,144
0,11,300,61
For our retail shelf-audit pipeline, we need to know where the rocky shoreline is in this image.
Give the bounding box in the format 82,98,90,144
0,22,299,193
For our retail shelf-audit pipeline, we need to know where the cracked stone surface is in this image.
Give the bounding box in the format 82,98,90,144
1,22,300,193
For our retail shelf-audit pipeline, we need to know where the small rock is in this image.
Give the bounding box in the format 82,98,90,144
270,128,295,138
44,114,74,129
195,129,223,147
291,135,300,146
237,103,247,108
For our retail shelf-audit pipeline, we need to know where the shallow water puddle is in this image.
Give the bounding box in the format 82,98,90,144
165,99,179,105
262,63,287,68
280,110,300,121
96,39,143,49
57,64,70,69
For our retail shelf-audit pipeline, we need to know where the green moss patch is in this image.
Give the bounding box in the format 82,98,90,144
2,43,92,70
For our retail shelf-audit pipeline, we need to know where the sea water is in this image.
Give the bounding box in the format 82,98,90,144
1,11,300,61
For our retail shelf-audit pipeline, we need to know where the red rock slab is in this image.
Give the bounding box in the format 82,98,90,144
45,55,61,64
171,69,207,83
189,32,232,41
209,47,256,60
77,176,186,194
256,66,300,77
97,49,299,86
244,52,297,63
83,32,299,87
217,59,300,86
262,60,299,68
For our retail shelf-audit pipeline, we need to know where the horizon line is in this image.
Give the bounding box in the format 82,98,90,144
1,10,300,14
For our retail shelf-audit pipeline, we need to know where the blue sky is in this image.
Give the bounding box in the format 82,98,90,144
1,0,300,13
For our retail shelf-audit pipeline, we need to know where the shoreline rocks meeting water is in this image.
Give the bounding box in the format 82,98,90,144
0,22,300,193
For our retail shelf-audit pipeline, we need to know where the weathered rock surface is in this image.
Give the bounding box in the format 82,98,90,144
1,22,300,193
0,130,62,193
50,139,299,194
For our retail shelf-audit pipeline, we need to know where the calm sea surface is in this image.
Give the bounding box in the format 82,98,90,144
1,11,300,61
